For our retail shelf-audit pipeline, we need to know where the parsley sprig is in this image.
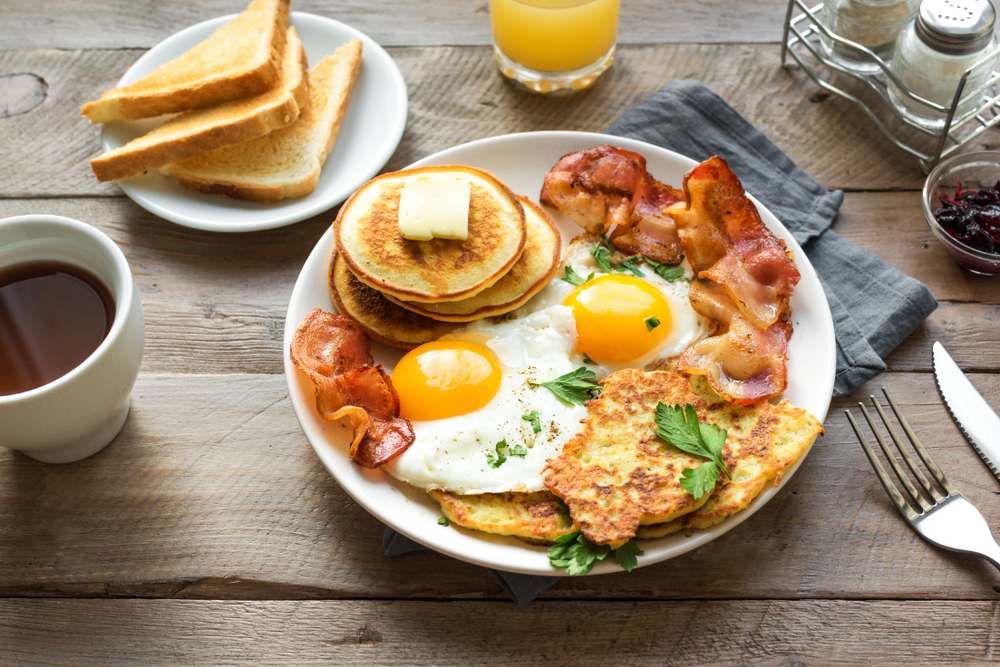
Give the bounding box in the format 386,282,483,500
653,402,732,498
548,532,644,574
528,367,601,406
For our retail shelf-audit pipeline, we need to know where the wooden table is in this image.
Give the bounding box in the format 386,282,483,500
3,1,1000,664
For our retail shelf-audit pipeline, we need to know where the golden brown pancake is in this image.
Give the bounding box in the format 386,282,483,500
329,250,459,350
335,165,526,304
430,489,576,545
542,368,822,546
385,196,561,322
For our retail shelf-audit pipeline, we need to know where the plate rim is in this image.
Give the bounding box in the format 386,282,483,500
100,11,407,233
283,130,836,576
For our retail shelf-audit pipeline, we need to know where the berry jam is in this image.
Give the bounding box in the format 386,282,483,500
933,181,1000,255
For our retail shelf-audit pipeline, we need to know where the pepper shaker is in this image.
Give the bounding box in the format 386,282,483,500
888,0,999,127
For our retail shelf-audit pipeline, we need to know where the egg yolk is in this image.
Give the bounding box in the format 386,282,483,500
562,274,672,364
391,339,502,421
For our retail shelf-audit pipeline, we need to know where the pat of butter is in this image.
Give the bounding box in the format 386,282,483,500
398,177,471,241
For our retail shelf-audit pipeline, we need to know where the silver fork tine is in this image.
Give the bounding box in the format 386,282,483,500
857,402,933,513
845,409,919,522
880,388,959,496
869,394,945,505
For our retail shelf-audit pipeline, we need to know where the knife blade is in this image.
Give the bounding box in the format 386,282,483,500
932,341,1000,482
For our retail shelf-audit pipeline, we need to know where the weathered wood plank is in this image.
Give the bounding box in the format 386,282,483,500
1,0,792,50
1,599,999,666
2,372,1000,601
0,44,966,197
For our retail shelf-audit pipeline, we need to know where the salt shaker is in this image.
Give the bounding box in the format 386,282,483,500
821,0,920,73
888,0,999,128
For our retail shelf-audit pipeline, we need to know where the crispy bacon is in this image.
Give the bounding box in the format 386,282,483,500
671,156,800,330
540,145,684,262
669,156,800,403
290,307,414,467
678,315,789,405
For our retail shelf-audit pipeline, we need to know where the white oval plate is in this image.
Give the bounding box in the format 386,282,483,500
100,12,407,232
283,131,836,576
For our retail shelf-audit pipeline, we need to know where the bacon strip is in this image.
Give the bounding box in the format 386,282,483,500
290,307,414,468
669,156,799,403
678,314,789,405
540,145,684,262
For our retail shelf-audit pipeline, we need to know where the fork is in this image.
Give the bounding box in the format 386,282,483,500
846,387,1000,572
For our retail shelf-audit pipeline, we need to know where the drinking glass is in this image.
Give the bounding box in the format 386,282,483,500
489,0,620,93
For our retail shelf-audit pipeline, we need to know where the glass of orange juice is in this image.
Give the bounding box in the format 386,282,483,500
489,0,621,93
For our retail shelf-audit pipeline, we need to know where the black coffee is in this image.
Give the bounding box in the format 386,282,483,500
0,261,115,396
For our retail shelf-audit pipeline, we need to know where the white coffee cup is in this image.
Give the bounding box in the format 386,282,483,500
0,215,144,463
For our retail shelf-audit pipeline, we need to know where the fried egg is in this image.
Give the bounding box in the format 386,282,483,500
382,237,714,495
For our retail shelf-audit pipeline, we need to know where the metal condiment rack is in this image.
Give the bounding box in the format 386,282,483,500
781,0,1000,171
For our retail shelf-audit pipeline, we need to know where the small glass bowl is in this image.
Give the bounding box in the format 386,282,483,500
923,151,1000,275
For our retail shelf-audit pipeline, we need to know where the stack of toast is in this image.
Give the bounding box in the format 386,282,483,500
330,165,563,349
82,0,362,202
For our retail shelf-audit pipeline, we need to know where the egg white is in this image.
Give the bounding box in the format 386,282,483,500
382,240,714,495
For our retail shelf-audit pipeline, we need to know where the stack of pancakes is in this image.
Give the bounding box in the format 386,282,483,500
331,165,562,348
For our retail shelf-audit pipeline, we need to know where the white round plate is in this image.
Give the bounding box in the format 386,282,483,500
283,131,836,576
100,12,407,232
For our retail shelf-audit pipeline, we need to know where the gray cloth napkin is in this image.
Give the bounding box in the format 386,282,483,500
384,78,938,605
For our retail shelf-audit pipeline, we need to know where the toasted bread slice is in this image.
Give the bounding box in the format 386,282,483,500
81,0,291,123
336,166,526,304
163,39,362,202
90,26,309,183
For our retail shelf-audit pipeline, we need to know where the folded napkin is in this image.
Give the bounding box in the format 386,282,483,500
384,78,938,605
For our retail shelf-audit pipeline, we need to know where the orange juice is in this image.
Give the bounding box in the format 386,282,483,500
490,0,620,73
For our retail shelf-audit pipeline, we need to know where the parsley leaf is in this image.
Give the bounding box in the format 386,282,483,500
645,316,660,331
644,256,686,282
528,367,600,406
562,265,591,286
548,531,610,575
554,497,572,521
548,532,643,575
653,402,731,498
616,256,646,278
590,242,613,274
509,444,528,458
581,352,597,365
522,411,542,433
613,539,644,572
437,517,449,526
486,439,508,468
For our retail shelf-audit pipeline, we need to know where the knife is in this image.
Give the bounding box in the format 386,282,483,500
932,341,1000,482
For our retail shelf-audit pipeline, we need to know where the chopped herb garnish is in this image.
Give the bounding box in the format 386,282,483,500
644,256,687,282
509,444,528,459
437,517,449,526
522,411,542,433
486,439,508,468
645,316,661,331
616,256,646,278
528,367,600,406
653,402,731,498
590,242,613,274
562,265,592,286
581,352,597,365
548,532,643,575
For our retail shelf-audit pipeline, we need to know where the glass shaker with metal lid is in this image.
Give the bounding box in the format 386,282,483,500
888,0,999,127
821,0,919,73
